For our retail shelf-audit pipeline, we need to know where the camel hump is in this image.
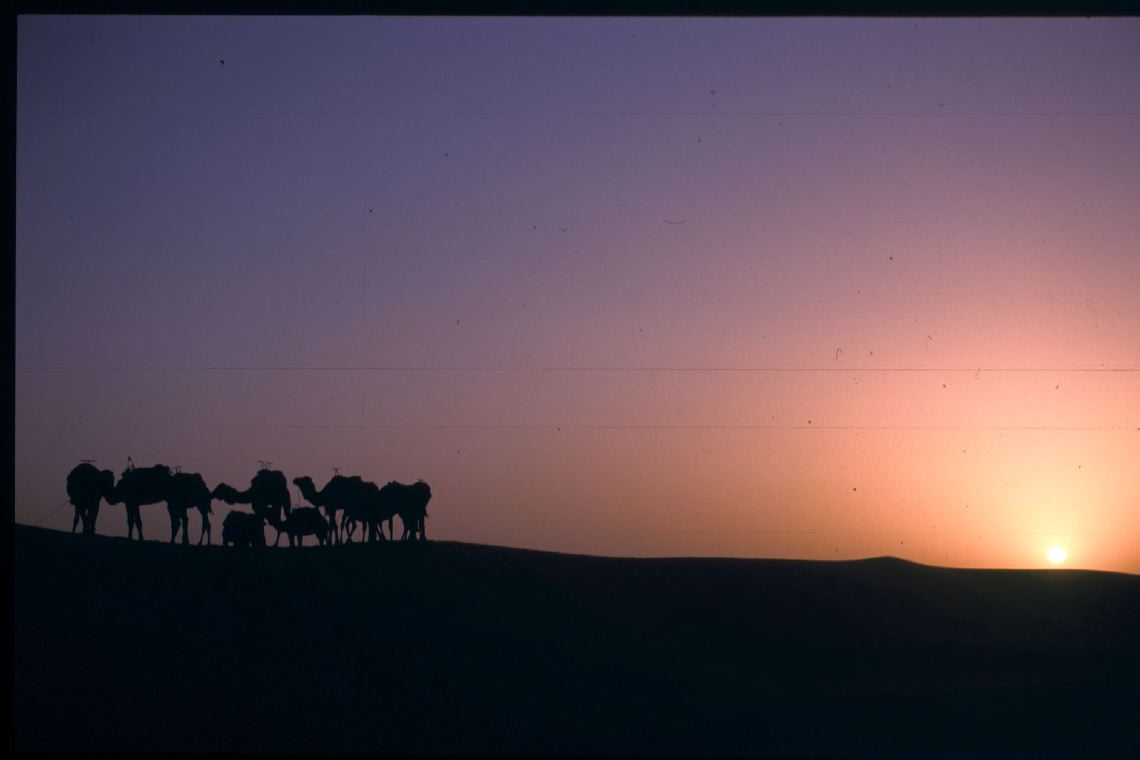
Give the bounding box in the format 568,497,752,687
254,468,287,487
67,462,98,485
173,470,203,485
135,463,171,476
121,463,172,486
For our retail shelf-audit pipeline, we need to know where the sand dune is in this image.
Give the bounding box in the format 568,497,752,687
14,524,1140,757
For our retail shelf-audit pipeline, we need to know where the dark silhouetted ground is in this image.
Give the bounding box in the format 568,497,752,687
14,524,1140,757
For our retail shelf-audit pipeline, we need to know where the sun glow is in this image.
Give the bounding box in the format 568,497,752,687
1047,545,1068,565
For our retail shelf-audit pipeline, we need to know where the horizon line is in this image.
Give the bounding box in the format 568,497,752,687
17,365,1140,373
13,523,1138,577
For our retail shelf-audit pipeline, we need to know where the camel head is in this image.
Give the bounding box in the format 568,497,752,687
211,483,242,504
98,469,115,495
292,476,319,507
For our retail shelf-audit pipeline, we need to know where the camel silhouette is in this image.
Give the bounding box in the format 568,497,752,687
379,480,433,541
66,462,116,535
164,471,214,545
293,475,346,543
293,474,386,543
212,468,292,546
343,479,390,543
221,510,267,547
107,464,175,541
277,506,329,547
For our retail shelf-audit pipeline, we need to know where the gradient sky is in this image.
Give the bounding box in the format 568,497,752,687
16,16,1140,571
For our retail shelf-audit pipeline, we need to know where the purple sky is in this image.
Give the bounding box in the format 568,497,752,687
16,17,1140,570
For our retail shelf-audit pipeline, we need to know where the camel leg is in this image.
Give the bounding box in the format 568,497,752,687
126,505,136,540
168,505,181,543
72,504,82,533
87,503,100,535
181,515,190,545
388,516,394,542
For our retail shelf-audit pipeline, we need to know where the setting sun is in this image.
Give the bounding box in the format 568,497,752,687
1048,546,1068,565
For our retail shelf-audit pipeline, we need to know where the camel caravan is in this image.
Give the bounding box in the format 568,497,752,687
64,459,432,547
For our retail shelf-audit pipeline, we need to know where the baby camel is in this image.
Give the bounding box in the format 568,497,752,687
277,507,329,547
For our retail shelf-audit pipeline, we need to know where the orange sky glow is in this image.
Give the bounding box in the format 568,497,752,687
15,17,1140,572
